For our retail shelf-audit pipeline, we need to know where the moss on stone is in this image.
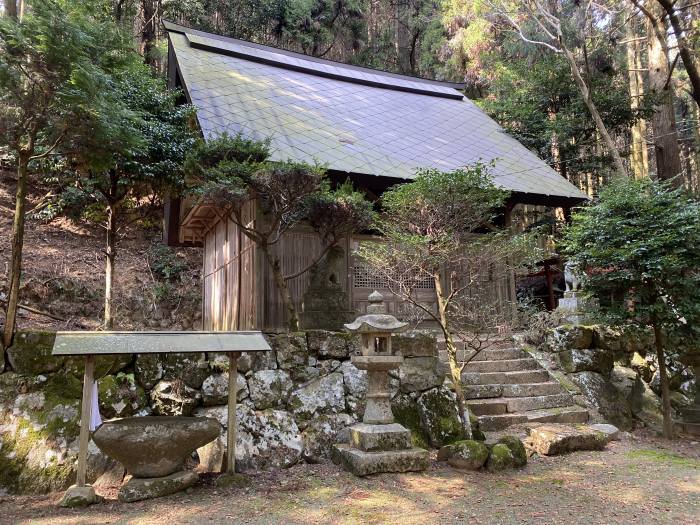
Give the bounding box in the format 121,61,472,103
497,435,527,468
391,396,430,449
98,372,148,418
447,439,489,470
486,443,515,472
417,387,463,447
6,331,62,375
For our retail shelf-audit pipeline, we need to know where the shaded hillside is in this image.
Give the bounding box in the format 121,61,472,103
0,170,202,334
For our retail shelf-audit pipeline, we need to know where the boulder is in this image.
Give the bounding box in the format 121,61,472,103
92,416,221,478
593,326,622,353
197,436,226,473
253,409,304,469
134,354,164,389
306,331,355,359
570,371,635,430
7,331,63,375
391,393,429,448
399,357,444,392
98,373,148,419
289,372,345,425
610,365,663,428
161,353,209,389
340,360,367,397
589,423,620,441
149,380,201,416
248,369,293,410
558,348,614,374
269,333,309,379
393,331,438,357
201,372,248,406
118,470,198,503
445,440,489,470
486,443,514,471
547,325,594,352
630,352,654,383
417,386,463,447
497,435,527,467
301,413,355,462
59,485,97,508
525,423,609,455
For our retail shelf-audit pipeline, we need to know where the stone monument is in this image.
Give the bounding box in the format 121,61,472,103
557,260,593,325
331,291,429,476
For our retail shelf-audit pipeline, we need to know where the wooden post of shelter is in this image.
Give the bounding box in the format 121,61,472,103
227,351,240,474
76,354,95,487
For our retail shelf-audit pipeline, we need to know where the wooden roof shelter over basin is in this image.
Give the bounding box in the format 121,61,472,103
52,331,270,503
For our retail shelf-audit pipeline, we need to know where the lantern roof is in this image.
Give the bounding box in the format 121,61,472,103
344,292,408,334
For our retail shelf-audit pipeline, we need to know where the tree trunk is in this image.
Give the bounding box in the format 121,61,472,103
394,0,411,74
140,0,158,68
104,201,117,330
260,245,299,331
652,321,674,438
434,271,472,439
3,0,18,19
647,3,683,186
2,153,29,351
626,9,650,180
656,0,700,109
560,43,628,178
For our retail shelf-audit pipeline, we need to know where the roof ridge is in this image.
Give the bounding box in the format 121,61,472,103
162,19,466,98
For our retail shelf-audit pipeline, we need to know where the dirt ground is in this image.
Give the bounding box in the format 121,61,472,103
2,430,698,525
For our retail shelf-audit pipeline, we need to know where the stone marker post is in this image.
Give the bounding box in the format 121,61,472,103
331,291,429,476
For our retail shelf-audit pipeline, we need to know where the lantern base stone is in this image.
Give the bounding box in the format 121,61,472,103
331,444,429,476
349,423,412,451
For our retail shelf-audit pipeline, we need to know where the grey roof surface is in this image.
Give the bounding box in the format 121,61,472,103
52,331,271,355
166,23,586,200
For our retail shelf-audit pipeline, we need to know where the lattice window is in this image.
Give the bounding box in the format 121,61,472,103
352,263,434,290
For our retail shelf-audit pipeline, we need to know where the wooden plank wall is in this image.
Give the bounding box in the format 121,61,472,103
260,229,350,329
202,201,257,331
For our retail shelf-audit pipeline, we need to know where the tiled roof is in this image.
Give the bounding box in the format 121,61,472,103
165,22,587,201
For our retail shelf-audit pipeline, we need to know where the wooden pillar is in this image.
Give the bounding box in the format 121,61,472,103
76,355,95,487
544,262,555,311
226,352,240,474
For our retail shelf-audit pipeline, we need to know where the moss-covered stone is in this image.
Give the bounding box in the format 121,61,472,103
161,353,209,389
417,387,463,447
486,443,515,472
98,373,148,418
391,394,430,449
497,435,527,467
6,331,62,375
64,354,134,379
135,353,164,389
447,440,489,470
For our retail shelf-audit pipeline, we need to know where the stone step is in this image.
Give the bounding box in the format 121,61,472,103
478,406,589,431
463,358,540,373
463,382,565,400
471,348,526,361
462,369,551,385
468,393,573,415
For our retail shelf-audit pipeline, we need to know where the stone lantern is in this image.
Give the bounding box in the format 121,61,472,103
331,291,429,476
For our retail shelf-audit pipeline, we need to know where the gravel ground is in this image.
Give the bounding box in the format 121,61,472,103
3,430,699,525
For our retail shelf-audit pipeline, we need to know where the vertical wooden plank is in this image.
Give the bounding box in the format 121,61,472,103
227,352,239,474
76,355,95,487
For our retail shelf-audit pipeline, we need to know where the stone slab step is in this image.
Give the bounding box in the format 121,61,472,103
478,406,589,431
471,348,526,361
468,393,573,415
464,382,565,400
462,369,551,385
464,358,540,373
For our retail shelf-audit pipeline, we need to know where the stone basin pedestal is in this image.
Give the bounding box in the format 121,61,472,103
93,416,221,502
332,292,429,476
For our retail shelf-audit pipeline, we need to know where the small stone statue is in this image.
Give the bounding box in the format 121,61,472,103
564,260,583,293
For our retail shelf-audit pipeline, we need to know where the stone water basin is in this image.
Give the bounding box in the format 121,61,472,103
93,416,221,478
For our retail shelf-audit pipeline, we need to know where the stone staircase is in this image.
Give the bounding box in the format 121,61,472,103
440,340,589,431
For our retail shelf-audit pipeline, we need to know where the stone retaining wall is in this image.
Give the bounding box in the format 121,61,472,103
0,329,466,494
535,324,696,430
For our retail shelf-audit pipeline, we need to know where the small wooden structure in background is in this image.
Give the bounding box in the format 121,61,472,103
52,331,270,506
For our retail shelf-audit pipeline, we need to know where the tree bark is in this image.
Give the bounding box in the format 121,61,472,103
3,0,18,19
2,153,29,351
434,271,472,439
647,3,683,186
104,201,117,330
656,0,700,109
140,0,158,68
260,245,299,331
626,8,650,180
561,43,628,178
652,321,674,438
